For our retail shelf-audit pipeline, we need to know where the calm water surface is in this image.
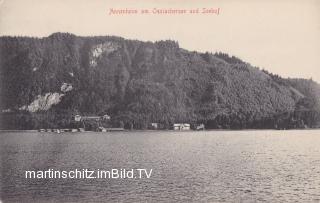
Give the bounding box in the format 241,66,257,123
1,130,320,202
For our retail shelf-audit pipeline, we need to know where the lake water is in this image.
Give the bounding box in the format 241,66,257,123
1,130,320,202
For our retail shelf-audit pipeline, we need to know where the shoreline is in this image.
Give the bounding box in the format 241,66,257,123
1,128,319,133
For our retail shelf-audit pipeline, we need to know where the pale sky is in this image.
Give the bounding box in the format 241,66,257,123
0,0,319,82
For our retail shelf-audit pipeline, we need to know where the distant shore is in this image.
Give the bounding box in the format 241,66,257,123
1,128,319,133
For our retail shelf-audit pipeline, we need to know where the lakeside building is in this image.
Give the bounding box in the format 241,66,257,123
150,123,159,129
173,123,190,130
74,114,111,131
196,124,205,130
74,114,110,122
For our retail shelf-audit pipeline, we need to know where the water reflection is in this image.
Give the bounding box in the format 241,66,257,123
1,130,320,202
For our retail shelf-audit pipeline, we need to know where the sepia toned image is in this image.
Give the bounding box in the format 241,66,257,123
0,0,320,202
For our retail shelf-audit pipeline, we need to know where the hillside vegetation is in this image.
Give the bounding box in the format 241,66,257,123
0,33,319,129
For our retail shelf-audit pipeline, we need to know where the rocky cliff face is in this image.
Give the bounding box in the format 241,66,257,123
0,32,319,129
19,92,64,112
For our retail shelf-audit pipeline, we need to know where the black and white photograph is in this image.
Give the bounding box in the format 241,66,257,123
0,0,320,202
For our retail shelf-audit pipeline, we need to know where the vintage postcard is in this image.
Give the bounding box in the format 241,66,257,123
0,0,319,202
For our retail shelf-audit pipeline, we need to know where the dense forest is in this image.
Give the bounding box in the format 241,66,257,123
0,33,319,130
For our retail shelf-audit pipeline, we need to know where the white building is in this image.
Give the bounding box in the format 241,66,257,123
173,123,190,130
151,123,159,129
74,115,82,122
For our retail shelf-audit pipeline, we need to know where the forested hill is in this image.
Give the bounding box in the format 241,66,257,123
0,32,319,129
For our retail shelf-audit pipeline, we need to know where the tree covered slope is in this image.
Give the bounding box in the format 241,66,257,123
0,33,319,129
